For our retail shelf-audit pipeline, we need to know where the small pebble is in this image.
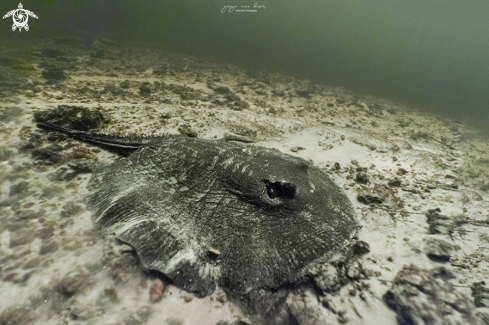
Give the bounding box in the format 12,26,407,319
355,173,369,184
149,279,166,303
216,290,227,304
353,240,371,255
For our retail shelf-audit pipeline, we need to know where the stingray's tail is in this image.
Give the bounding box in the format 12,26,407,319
36,121,153,153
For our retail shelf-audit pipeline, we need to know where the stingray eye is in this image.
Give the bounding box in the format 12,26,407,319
263,179,296,200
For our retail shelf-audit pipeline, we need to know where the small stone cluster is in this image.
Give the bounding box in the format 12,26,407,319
384,265,480,325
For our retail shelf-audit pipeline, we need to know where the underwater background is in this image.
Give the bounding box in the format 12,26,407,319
1,0,488,132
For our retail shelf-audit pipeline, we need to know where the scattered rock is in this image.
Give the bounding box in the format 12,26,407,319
39,241,59,255
105,252,139,283
208,248,221,259
357,195,382,205
34,105,106,131
103,287,118,302
42,47,65,57
345,258,362,280
397,168,408,176
230,100,249,110
67,159,98,174
355,173,369,184
177,125,198,138
355,166,367,172
36,226,54,240
66,147,96,160
213,86,230,94
153,65,171,75
424,237,454,262
121,315,143,325
308,254,362,294
321,297,340,314
0,106,23,122
215,321,253,325
149,279,166,303
159,112,172,120
9,230,36,247
139,83,151,95
223,133,255,143
388,179,402,187
104,84,124,95
42,67,66,80
2,273,19,282
60,202,83,218
216,291,227,304
384,265,479,325
69,302,99,321
178,87,203,100
0,306,32,325
287,291,328,325
321,120,335,126
426,208,466,235
120,80,131,88
48,166,77,181
9,181,29,197
40,186,63,199
308,261,342,293
21,132,43,150
46,132,68,142
56,269,90,297
213,98,227,106
224,92,241,102
272,89,285,96
0,147,14,161
23,257,42,269
46,141,66,154
290,146,305,153
24,89,34,97
471,281,489,308
31,148,62,165
353,240,371,256
296,90,309,98
16,209,38,220
181,295,193,303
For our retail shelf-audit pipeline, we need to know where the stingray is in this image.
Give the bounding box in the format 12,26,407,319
37,121,358,297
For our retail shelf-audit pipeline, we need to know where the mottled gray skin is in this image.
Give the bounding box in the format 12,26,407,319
37,122,359,297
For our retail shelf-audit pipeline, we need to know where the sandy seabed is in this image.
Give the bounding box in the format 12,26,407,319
0,39,488,325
